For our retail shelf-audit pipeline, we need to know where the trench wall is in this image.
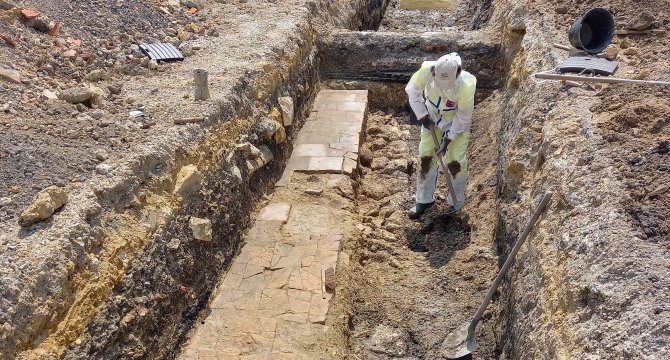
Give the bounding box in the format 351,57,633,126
492,1,669,359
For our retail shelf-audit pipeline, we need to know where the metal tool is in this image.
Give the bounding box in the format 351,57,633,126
429,124,458,207
440,192,553,359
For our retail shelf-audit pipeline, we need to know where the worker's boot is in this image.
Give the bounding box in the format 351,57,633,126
408,201,435,219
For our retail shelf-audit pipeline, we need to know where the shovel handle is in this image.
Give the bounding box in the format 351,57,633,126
467,192,553,337
429,125,458,204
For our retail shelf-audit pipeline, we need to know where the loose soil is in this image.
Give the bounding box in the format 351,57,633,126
331,90,502,359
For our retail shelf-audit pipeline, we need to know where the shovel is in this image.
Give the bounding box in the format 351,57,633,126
429,124,459,207
440,192,553,359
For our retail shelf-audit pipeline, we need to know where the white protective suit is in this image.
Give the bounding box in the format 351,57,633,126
405,57,477,209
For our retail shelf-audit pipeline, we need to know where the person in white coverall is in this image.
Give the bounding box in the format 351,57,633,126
405,52,476,219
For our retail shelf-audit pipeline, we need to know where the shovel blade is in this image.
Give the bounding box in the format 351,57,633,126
440,324,478,359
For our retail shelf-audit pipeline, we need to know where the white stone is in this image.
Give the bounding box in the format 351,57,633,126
41,89,58,101
18,186,68,226
173,164,202,194
189,217,212,241
95,163,112,175
0,68,21,84
278,96,294,126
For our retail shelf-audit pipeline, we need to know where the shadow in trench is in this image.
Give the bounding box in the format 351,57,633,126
404,211,471,268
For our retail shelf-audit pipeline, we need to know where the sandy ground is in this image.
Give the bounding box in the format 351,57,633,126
325,88,501,359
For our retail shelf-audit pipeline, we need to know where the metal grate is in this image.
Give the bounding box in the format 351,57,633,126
558,56,619,76
139,43,185,62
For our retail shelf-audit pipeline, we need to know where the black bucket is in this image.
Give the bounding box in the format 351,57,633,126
568,8,615,54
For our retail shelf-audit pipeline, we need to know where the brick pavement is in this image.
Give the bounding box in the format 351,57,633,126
179,90,367,359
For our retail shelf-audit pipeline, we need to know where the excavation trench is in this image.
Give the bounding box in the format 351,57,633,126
1,0,571,359
91,1,511,359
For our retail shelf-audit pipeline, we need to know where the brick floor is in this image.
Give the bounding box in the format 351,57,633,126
179,91,367,359
277,90,367,185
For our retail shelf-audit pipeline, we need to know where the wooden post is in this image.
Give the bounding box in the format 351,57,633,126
194,69,210,101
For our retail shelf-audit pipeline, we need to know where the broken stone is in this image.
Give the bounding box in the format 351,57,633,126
20,9,39,19
41,89,58,101
603,47,619,61
367,324,408,357
619,38,635,49
95,163,112,175
324,266,336,293
359,147,373,167
305,188,323,196
85,69,107,82
189,217,212,241
167,238,181,250
623,47,639,56
93,149,108,161
273,120,286,144
626,12,654,31
278,96,294,126
27,18,51,33
0,197,12,207
0,68,21,84
89,109,104,120
230,165,242,183
648,185,669,198
180,0,202,9
18,186,68,226
173,164,202,195
0,1,16,10
107,83,122,95
246,144,274,175
63,49,77,58
59,87,92,104
634,69,651,80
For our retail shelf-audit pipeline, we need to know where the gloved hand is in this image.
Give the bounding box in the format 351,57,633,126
437,136,451,156
447,160,461,177
419,115,432,129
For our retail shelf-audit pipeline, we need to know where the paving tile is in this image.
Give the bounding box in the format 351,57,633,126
287,267,305,290
295,132,332,146
314,234,342,252
308,293,332,325
293,144,347,158
219,272,243,291
246,220,284,247
343,158,358,176
210,288,245,309
299,268,322,293
300,256,314,268
315,110,365,123
306,157,343,173
182,90,365,359
180,348,199,360
329,142,358,154
258,203,291,222
268,267,292,289
337,101,366,112
276,312,309,323
259,289,290,312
